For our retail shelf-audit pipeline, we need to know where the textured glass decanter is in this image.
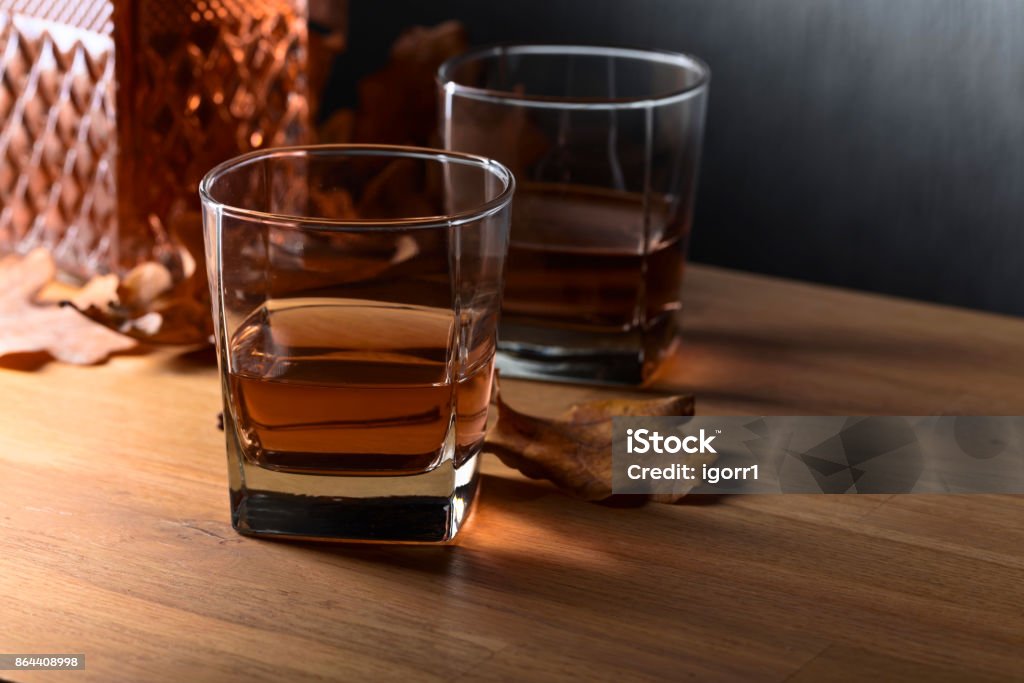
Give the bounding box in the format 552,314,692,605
0,0,309,277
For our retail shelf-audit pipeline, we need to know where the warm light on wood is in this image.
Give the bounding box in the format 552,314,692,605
1,265,1022,680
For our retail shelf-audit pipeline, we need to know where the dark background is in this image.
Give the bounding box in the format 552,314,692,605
331,0,1024,316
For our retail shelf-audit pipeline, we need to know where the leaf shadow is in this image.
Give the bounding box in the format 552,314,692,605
0,345,151,372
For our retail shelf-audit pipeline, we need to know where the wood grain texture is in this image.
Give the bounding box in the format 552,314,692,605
1,265,1023,682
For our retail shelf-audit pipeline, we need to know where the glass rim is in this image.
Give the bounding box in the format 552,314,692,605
437,44,710,111
199,143,516,231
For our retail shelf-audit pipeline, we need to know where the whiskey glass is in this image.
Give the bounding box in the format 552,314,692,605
439,45,709,384
200,145,514,542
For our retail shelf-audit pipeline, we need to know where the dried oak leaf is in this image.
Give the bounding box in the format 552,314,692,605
76,253,212,345
318,21,468,147
486,390,702,503
0,249,136,365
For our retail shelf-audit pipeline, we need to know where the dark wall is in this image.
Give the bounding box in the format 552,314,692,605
337,0,1024,316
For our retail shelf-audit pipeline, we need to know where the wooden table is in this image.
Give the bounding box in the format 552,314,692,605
2,265,1022,682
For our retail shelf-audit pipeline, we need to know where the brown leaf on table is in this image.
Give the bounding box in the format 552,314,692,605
35,271,119,309
0,249,136,365
485,389,703,503
74,250,213,345
117,261,175,309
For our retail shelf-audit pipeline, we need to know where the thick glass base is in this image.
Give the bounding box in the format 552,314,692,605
223,410,480,543
496,315,677,385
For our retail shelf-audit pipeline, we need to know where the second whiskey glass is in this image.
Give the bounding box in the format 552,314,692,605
440,45,709,384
